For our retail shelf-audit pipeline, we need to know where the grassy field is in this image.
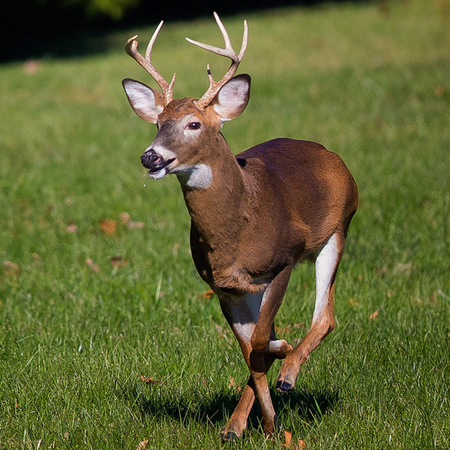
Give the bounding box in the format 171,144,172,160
0,0,449,448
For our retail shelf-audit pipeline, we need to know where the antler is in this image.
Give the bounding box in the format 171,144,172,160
186,12,248,110
125,21,176,106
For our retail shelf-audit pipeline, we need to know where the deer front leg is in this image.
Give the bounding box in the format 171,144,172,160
219,294,278,438
249,350,278,435
220,356,278,440
220,375,255,440
251,265,293,357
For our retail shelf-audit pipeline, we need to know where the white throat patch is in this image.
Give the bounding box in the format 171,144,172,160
175,164,212,189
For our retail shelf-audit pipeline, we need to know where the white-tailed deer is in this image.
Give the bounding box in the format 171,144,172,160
122,13,358,440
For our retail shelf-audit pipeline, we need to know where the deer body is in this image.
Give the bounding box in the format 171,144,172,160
122,14,358,439
186,138,356,294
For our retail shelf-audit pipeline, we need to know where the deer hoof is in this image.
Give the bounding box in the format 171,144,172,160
276,379,293,393
276,368,297,392
220,429,239,442
220,420,245,441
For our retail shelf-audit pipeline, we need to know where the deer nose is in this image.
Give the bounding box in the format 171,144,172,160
141,149,162,169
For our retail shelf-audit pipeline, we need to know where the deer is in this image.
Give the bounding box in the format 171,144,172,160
122,12,358,440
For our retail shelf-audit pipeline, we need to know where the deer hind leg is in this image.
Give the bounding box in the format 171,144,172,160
276,232,345,393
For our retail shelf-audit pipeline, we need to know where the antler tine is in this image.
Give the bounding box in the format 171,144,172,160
186,13,234,60
238,19,249,60
125,22,176,106
144,20,164,61
186,12,248,110
213,11,233,53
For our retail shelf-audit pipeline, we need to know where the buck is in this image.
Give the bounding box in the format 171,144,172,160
122,13,358,440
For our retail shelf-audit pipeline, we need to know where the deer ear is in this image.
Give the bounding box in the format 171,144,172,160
122,78,164,124
213,74,251,122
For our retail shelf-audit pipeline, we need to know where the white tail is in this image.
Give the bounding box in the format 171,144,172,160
122,13,358,440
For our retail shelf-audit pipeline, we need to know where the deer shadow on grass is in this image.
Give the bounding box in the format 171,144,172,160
116,380,338,431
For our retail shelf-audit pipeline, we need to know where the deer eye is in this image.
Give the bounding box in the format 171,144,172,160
187,122,201,130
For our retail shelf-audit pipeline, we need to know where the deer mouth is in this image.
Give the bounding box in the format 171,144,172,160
148,158,176,179
141,150,176,179
148,157,176,173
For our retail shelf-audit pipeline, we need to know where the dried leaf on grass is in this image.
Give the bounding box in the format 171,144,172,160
120,212,130,224
100,214,144,235
66,224,77,233
140,376,164,385
283,431,292,447
282,430,306,449
228,377,242,392
199,289,214,299
214,323,232,343
85,258,100,273
3,261,21,278
120,212,145,229
100,219,117,235
127,220,145,229
369,310,379,320
136,440,149,450
110,256,128,269
435,85,446,97
394,261,413,274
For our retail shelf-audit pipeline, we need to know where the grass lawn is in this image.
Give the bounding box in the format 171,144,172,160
0,0,448,448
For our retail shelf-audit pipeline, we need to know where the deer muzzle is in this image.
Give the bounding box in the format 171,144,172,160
141,149,176,179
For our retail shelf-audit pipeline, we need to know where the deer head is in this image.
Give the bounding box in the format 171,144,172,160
122,13,250,184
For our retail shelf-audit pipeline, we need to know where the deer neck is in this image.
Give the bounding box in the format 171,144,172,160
178,134,246,246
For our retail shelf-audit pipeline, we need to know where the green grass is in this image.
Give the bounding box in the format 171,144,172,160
0,0,449,448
